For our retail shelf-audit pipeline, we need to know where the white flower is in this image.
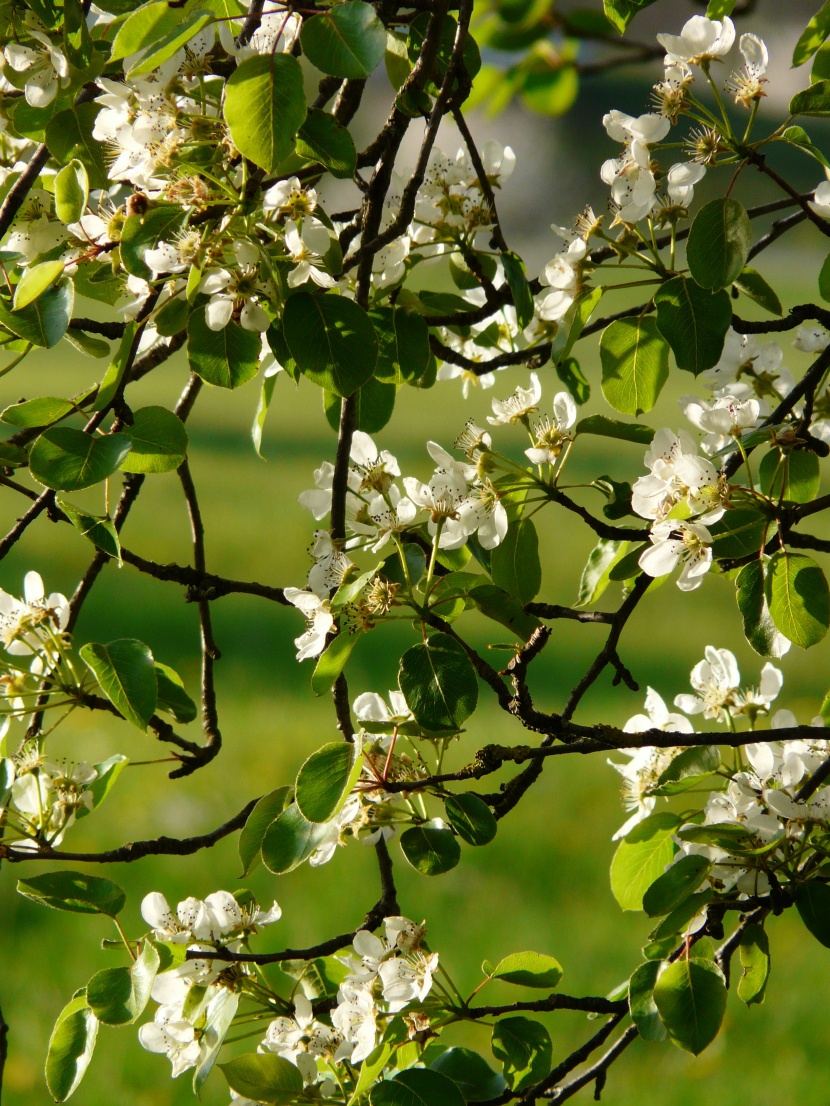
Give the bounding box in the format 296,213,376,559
138,999,203,1077
809,180,830,220
724,34,768,106
674,646,741,720
639,519,713,591
657,15,736,67
262,176,318,219
372,236,409,288
262,995,340,1085
0,572,69,656
681,393,761,454
794,323,830,353
353,691,413,726
4,26,70,107
378,951,439,1012
525,392,577,465
284,588,335,661
199,262,270,332
732,663,783,719
285,219,335,289
350,431,400,494
307,530,352,594
4,189,67,260
665,161,706,206
487,372,542,425
219,8,301,60
631,428,720,521
623,687,696,737
332,982,377,1063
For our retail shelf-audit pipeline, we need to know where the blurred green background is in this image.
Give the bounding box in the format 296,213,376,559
5,3,830,1101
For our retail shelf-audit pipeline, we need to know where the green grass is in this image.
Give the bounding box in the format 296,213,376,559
2,257,830,1104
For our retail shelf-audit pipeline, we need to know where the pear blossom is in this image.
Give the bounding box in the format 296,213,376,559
681,393,762,454
354,691,414,726
536,238,587,321
199,251,271,331
3,189,67,260
218,8,301,60
0,572,69,656
285,219,335,289
262,995,341,1085
630,428,721,521
525,392,577,465
665,161,706,206
4,24,70,108
283,588,334,661
487,372,542,426
638,518,713,591
724,34,769,106
794,323,830,353
657,15,736,68
436,359,497,398
674,646,741,721
809,180,830,220
332,982,377,1063
307,530,352,594
263,176,318,219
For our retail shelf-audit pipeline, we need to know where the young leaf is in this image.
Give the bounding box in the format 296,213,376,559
642,855,712,917
398,633,478,730
221,1052,304,1103
599,316,669,415
502,251,534,329
14,260,65,310
296,110,357,178
238,786,291,876
56,498,122,563
686,198,752,290
575,539,629,607
87,941,159,1025
79,638,158,731
490,1016,552,1092
28,428,131,492
154,663,197,723
628,960,667,1042
575,415,654,445
261,804,331,874
738,923,770,1005
794,3,830,67
45,993,98,1102
734,267,782,316
295,741,359,824
654,277,731,374
301,1,387,78
0,281,73,347
765,551,830,648
223,54,306,173
491,951,563,989
127,10,215,77
372,1068,466,1106
649,746,720,796
652,959,726,1055
18,871,126,916
94,322,137,411
284,293,378,397
400,824,461,875
187,310,262,390
790,79,830,116
431,1048,506,1102
120,406,188,474
490,518,541,604
444,793,497,846
795,881,830,947
610,812,680,912
311,629,361,696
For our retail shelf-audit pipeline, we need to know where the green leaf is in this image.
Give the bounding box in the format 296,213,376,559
219,1048,303,1101
502,252,534,329
253,370,278,458
45,104,108,188
155,662,197,723
311,631,361,696
642,855,712,918
603,0,658,33
55,158,89,226
551,287,604,366
110,0,188,59
400,824,462,875
238,787,291,877
556,356,590,405
795,881,830,947
491,951,563,989
301,1,388,78
469,584,540,642
675,825,753,851
128,10,215,77
710,506,772,560
759,449,821,503
79,638,158,731
194,989,240,1094
18,871,126,916
610,812,680,912
706,0,735,15
94,323,137,412
296,109,357,178
372,1069,466,1106
490,518,541,604
224,54,306,173
261,804,330,874
57,498,122,563
0,281,73,347
765,550,830,648
780,124,830,168
575,539,629,607
655,277,731,375
64,329,111,359
629,960,667,1042
29,428,131,491
371,306,430,385
121,405,188,474
398,633,478,730
120,205,185,280
14,260,65,310
295,741,359,824
737,923,770,1005
324,378,396,434
87,942,159,1025
649,890,713,941
820,253,830,302
284,293,378,397
608,542,648,582
431,1049,506,1102
444,793,497,846
1,395,75,427
686,198,752,291
649,746,721,796
45,994,98,1102
80,753,129,818
790,79,830,115
734,267,782,316
490,1017,551,1092
736,558,791,658
599,316,668,415
187,310,262,389
575,415,654,445
653,959,726,1055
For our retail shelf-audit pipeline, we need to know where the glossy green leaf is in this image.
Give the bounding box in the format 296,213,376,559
371,306,430,385
575,539,628,607
121,405,188,473
119,205,185,280
45,104,107,188
575,415,654,445
603,0,659,33
87,942,159,1025
155,662,197,723
400,824,461,875
284,293,377,397
649,890,713,941
261,804,330,874
469,583,541,642
398,632,478,730
45,993,98,1102
655,277,732,374
238,787,291,876
301,1,388,78
295,741,359,824
649,746,721,796
610,812,680,912
759,449,821,504
94,322,137,411
80,754,129,818
110,0,186,59
220,1052,307,1103
765,550,830,648
188,310,262,389
29,428,131,491
128,10,215,77
629,959,667,1042
642,855,712,918
736,558,791,658
372,1068,466,1106
57,498,122,563
710,506,771,560
296,109,357,178
14,260,65,310
686,198,752,290
653,959,726,1055
1,395,74,427
491,951,563,989
556,356,590,405
790,78,830,115
324,378,396,434
194,989,240,1093
795,881,830,947
490,1016,551,1092
444,793,497,846
502,251,534,329
0,281,73,347
18,871,126,916
734,267,782,316
431,1049,506,1102
551,287,604,366
224,54,306,172
600,316,669,415
780,124,830,167
737,923,770,1005
79,638,158,731
490,518,541,604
